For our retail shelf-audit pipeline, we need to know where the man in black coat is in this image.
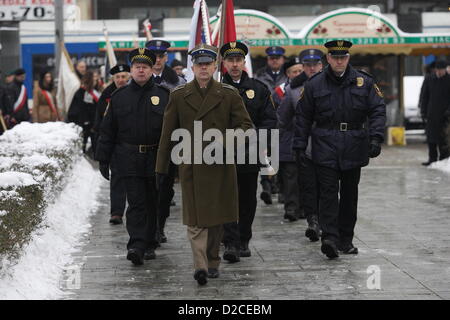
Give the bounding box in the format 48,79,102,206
96,48,170,265
6,68,31,126
294,40,386,259
0,81,12,134
146,39,185,243
94,64,130,225
419,60,450,165
220,41,277,262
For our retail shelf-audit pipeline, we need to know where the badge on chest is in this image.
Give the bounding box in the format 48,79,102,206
246,89,255,100
151,96,160,105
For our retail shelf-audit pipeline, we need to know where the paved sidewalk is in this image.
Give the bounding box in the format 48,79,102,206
62,141,450,300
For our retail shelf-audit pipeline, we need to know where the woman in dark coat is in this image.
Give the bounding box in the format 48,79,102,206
67,70,100,154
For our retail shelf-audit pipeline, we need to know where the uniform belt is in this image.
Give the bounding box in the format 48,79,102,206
119,142,158,153
316,122,365,131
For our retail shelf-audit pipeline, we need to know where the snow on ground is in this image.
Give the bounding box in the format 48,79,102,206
429,157,450,174
0,157,103,300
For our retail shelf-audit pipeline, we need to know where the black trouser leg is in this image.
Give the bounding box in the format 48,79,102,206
299,158,319,222
238,172,259,244
124,176,158,252
260,174,272,193
280,162,299,214
338,168,361,245
315,165,340,242
428,143,438,162
438,142,449,160
223,172,258,247
110,170,126,217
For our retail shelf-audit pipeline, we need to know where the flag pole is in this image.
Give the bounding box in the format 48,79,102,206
217,0,227,81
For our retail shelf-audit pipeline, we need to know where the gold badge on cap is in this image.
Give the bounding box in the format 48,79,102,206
139,48,145,55
337,40,344,47
151,96,160,105
230,42,236,48
356,77,364,87
374,84,383,98
246,89,255,99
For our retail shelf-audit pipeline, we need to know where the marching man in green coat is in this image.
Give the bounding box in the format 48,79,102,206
156,44,253,285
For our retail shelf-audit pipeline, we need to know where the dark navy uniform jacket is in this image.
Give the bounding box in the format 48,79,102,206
222,71,277,173
293,65,386,171
96,78,169,177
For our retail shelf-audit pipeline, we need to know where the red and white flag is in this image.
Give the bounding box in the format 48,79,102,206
185,0,212,82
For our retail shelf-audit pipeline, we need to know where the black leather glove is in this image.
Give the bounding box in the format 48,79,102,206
368,140,381,158
295,149,307,168
99,162,110,180
155,173,168,191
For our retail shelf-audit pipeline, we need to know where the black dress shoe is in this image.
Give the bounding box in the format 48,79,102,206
260,191,272,205
305,223,320,242
284,211,298,222
338,243,359,254
207,268,220,278
144,248,156,260
194,269,208,285
127,249,144,265
223,246,240,263
109,215,123,225
421,160,435,166
239,242,251,257
321,240,339,259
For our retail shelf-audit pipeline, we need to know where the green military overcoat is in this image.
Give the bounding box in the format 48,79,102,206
156,79,253,227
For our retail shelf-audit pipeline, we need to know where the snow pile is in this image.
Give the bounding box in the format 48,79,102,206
429,157,450,173
0,122,103,299
0,158,102,299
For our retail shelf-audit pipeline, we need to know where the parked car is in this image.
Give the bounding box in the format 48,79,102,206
403,75,425,129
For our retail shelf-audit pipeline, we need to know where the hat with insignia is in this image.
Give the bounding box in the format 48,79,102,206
283,56,302,72
299,48,323,63
220,41,248,59
128,48,156,66
265,46,285,57
109,64,130,75
145,39,171,53
324,40,353,56
188,43,218,64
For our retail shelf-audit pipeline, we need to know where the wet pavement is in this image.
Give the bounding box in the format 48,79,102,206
62,138,450,300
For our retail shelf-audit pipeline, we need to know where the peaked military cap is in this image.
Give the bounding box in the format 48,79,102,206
299,48,323,63
188,44,218,64
129,48,156,66
14,68,26,75
324,40,352,56
265,46,285,57
220,41,248,59
109,64,130,75
283,56,302,71
435,60,448,69
145,39,171,53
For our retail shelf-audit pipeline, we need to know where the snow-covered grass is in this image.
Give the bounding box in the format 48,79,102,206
429,157,450,173
0,158,102,299
0,122,103,299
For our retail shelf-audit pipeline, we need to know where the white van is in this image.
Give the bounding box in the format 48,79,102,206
403,76,425,129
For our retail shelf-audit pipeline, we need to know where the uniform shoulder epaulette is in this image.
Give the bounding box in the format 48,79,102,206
110,85,128,97
171,84,186,93
357,69,373,78
221,83,238,92
253,78,271,91
155,83,171,94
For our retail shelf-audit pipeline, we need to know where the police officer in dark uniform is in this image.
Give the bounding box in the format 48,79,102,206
294,40,386,259
255,46,287,204
96,48,170,265
278,49,323,230
220,41,277,262
146,39,186,243
94,64,130,225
